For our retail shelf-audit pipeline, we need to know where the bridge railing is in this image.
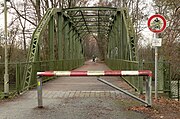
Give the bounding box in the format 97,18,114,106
0,63,17,97
105,58,171,95
105,58,142,92
18,59,84,92
0,59,84,97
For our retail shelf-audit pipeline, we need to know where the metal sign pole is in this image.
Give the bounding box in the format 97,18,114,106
148,14,166,100
4,0,9,98
155,42,158,99
154,33,158,100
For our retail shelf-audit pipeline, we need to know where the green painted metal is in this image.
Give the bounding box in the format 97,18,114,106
63,7,117,12
23,8,59,90
64,18,69,60
73,30,76,59
16,63,21,94
77,25,110,30
57,12,64,60
23,7,138,92
72,15,113,19
69,24,73,59
106,8,136,61
23,8,84,90
49,16,55,70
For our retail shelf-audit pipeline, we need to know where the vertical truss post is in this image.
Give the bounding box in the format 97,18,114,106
58,12,64,60
107,37,110,59
76,34,79,59
69,23,73,59
64,18,69,59
72,29,76,67
79,39,83,59
112,26,116,59
81,38,84,59
72,29,76,59
121,10,125,60
77,37,81,59
122,9,132,60
117,10,121,59
109,29,113,59
49,16,55,70
16,63,21,94
115,18,118,59
74,33,78,60
69,23,73,68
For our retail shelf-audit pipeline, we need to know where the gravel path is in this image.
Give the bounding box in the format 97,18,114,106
0,61,150,119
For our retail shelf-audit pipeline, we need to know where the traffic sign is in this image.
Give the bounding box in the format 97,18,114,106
148,14,166,33
152,38,162,47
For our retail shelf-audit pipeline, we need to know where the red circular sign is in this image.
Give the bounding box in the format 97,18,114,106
148,14,166,33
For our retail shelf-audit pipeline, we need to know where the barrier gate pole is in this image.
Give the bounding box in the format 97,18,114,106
37,70,152,107
37,77,43,108
145,76,152,106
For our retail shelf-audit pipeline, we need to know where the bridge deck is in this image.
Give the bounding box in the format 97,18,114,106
0,61,149,119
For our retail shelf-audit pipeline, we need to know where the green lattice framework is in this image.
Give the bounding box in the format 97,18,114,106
106,8,136,60
23,7,137,90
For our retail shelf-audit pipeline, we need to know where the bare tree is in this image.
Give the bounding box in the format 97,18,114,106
152,0,180,80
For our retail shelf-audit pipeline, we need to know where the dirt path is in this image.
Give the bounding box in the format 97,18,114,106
0,61,150,119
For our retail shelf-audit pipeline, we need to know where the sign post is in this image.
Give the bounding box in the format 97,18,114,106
148,14,166,99
4,0,9,98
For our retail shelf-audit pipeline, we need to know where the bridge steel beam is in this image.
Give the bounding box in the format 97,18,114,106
57,12,64,60
69,23,73,59
49,16,55,70
72,29,76,59
23,8,85,91
122,10,129,60
116,11,121,59
23,7,137,92
23,9,61,90
64,17,69,60
63,7,117,12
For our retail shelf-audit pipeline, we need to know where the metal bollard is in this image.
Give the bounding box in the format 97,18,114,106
37,77,43,108
145,76,152,106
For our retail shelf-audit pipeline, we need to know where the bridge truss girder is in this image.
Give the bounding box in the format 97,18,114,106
23,7,137,90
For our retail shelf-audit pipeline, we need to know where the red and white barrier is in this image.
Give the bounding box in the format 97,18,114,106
37,70,152,77
36,70,152,107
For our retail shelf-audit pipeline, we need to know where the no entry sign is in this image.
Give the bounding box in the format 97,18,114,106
148,14,166,33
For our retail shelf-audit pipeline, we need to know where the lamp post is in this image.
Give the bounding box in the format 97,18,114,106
4,0,9,98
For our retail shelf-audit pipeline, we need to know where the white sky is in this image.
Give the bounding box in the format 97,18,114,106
0,0,13,30
139,0,155,46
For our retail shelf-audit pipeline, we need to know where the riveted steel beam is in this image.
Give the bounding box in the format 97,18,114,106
49,16,55,69
63,7,117,12
57,12,64,60
24,7,137,92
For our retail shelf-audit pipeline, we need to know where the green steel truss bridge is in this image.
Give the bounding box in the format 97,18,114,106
22,7,137,91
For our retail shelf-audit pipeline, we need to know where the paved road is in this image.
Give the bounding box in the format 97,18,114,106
0,61,150,119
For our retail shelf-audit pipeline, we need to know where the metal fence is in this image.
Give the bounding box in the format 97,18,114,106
105,59,142,92
170,75,180,101
0,63,17,97
105,58,180,100
0,59,179,100
0,59,84,98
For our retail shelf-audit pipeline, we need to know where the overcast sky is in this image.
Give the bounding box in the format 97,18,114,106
0,0,12,30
